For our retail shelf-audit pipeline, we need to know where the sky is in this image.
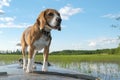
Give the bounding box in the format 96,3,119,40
0,0,120,52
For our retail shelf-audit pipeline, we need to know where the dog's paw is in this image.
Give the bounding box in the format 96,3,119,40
26,69,33,73
42,66,48,72
42,62,48,72
23,66,26,70
42,68,48,72
32,65,36,69
26,66,33,73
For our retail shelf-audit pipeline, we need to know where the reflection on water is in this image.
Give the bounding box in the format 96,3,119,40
54,62,120,80
0,61,17,66
0,61,6,66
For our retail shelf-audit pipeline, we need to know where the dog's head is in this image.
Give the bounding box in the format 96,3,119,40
37,9,62,31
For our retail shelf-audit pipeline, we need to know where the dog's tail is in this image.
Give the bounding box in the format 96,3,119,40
16,43,21,46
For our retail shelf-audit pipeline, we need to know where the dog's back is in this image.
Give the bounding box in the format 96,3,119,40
21,26,31,48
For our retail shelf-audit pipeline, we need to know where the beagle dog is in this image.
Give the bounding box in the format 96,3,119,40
21,9,62,73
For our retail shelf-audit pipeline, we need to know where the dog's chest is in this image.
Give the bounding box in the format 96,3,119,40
33,35,50,50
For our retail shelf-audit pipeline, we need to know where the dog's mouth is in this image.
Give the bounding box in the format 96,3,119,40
47,22,61,31
46,19,61,31
54,23,61,31
46,25,61,31
50,17,62,31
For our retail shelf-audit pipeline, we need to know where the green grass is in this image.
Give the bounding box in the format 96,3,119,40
0,54,120,64
0,55,21,64
47,54,120,63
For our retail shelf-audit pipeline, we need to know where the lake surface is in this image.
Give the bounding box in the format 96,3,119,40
53,62,120,80
0,61,120,80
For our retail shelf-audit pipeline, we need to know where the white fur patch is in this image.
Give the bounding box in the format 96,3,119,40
23,58,27,70
33,35,50,50
26,58,33,73
50,13,60,27
42,61,48,71
32,50,36,69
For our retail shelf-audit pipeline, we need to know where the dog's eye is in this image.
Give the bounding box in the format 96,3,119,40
48,13,54,16
57,13,60,16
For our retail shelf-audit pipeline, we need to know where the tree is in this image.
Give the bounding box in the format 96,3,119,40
112,16,120,54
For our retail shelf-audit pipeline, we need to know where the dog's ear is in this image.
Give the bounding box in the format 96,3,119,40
37,11,46,30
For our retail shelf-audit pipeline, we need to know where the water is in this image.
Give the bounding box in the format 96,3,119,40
53,62,120,80
0,61,120,80
0,61,18,66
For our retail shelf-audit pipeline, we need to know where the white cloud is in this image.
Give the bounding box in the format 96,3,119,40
0,0,30,28
0,38,21,51
0,0,11,13
89,42,97,47
0,0,10,8
88,37,120,48
0,9,4,14
0,22,30,28
0,17,15,22
0,16,30,28
102,13,120,19
59,4,83,20
71,43,82,50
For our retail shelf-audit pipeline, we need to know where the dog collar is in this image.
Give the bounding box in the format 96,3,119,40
40,29,50,37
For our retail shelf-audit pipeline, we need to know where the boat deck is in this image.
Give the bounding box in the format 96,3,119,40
0,63,99,80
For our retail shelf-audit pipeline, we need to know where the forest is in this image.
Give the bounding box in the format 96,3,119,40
0,47,120,55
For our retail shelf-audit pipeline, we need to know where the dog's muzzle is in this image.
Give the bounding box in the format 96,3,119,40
56,17,62,31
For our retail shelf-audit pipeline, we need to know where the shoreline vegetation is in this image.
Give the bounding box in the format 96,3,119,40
0,55,120,66
0,48,119,55
0,48,120,63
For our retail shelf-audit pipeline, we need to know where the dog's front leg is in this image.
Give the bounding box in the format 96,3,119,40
26,46,34,73
42,46,49,72
32,50,37,69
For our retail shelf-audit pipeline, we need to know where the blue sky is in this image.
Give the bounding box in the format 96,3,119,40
0,0,120,51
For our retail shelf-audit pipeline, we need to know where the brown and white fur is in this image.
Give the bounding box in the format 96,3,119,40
21,9,62,73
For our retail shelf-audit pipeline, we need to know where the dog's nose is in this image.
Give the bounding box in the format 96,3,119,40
56,17,62,23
